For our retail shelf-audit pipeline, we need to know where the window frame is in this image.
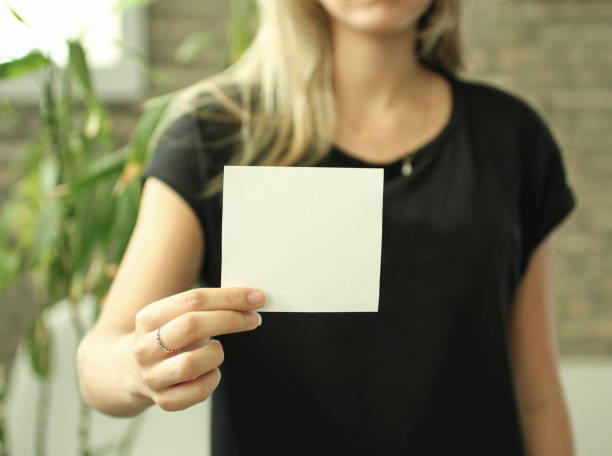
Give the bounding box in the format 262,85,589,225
0,7,148,102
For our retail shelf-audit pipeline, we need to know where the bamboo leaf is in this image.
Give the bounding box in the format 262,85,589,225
0,199,22,239
70,206,96,281
39,154,60,193
84,180,117,250
84,103,102,138
26,316,52,378
0,246,22,293
108,179,139,261
174,31,219,64
8,4,30,27
128,100,170,162
113,160,142,195
0,50,50,80
58,59,76,163
52,147,129,198
0,196,36,259
29,197,62,265
81,250,104,294
67,39,94,101
42,65,66,182
69,268,85,304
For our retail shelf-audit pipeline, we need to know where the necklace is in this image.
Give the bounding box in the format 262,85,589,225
337,69,439,176
342,118,421,176
340,94,433,177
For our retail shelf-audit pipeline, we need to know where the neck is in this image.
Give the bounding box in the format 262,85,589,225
331,21,427,119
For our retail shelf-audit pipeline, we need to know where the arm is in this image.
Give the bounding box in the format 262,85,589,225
508,234,575,455
76,177,204,417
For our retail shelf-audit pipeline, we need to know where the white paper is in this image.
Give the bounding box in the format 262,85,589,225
221,166,383,312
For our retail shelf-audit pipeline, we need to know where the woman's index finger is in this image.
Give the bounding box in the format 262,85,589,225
134,287,266,333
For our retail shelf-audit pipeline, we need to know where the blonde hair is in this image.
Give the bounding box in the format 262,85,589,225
147,0,462,199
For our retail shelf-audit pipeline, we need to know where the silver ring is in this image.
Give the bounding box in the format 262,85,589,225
155,326,178,353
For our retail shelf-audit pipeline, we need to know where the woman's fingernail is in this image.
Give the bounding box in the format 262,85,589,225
246,311,262,327
247,291,266,308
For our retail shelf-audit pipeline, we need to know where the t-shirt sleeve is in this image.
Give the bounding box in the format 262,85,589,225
519,110,576,274
140,112,208,232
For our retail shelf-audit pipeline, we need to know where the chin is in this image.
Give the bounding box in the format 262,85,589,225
318,0,433,35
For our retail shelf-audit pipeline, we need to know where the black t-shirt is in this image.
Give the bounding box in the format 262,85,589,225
141,73,576,455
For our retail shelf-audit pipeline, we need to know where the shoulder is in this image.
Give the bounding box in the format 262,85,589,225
163,82,245,132
154,90,243,161
454,76,550,135
165,102,241,142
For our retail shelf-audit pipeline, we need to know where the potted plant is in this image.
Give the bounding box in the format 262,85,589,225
0,1,256,454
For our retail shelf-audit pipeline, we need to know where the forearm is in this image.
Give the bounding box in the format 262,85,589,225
519,390,574,456
76,328,154,417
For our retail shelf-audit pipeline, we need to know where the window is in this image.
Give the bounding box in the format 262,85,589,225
0,0,148,102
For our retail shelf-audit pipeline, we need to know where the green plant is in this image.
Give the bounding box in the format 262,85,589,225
0,1,256,455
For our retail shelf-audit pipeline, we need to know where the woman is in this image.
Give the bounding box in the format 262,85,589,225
77,0,576,454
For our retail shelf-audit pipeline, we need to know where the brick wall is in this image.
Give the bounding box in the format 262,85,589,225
461,0,612,355
1,1,610,376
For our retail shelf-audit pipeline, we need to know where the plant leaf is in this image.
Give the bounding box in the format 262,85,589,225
67,39,94,101
0,50,49,79
84,103,103,138
174,31,219,64
107,180,139,264
26,316,53,378
128,100,170,162
52,147,129,198
29,197,63,265
8,4,30,27
113,160,142,195
0,246,22,293
39,154,60,193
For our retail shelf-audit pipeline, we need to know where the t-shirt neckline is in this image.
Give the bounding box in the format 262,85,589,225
329,71,460,170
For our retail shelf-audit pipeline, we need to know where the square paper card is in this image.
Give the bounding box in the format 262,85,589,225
220,165,383,312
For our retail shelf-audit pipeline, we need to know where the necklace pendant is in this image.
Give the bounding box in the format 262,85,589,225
401,160,413,176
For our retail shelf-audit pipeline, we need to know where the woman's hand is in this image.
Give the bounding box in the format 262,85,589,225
129,287,266,411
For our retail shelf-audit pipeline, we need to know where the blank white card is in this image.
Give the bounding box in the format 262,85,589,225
220,166,383,312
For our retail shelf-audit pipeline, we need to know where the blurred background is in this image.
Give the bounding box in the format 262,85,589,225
0,0,610,455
